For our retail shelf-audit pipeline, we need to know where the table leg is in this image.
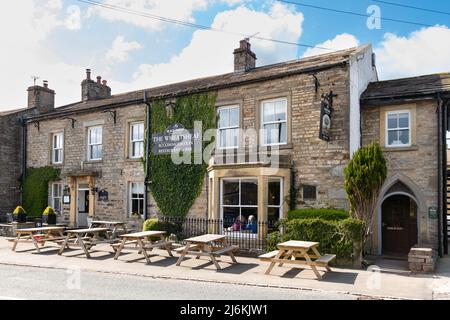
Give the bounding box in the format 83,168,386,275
114,238,127,260
311,246,331,272
265,250,285,275
210,253,221,270
58,235,70,255
30,233,41,253
176,241,192,266
161,234,173,257
279,250,293,267
11,234,21,251
137,238,150,264
78,234,91,259
303,251,322,280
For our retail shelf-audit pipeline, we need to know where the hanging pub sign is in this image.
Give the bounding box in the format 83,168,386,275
319,91,337,141
98,189,109,201
152,123,201,155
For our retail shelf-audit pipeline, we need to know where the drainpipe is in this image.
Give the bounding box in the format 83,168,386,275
437,94,444,257
143,92,152,221
20,117,28,203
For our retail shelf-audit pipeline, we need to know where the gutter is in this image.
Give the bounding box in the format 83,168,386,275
23,61,348,123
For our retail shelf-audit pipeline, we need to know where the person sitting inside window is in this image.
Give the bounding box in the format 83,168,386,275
231,216,243,231
246,215,257,234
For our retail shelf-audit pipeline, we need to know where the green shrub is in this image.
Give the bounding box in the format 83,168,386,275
142,218,183,239
288,208,349,221
43,206,55,216
23,167,60,217
13,206,26,216
266,218,364,264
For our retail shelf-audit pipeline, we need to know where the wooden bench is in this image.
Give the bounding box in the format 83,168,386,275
258,250,280,261
212,245,238,256
173,244,201,253
313,254,336,267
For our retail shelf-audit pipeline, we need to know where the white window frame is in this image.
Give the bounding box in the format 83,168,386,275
385,110,411,148
268,177,283,221
87,126,103,161
129,182,145,218
217,105,240,150
261,97,288,146
51,183,62,214
129,122,144,159
52,132,64,164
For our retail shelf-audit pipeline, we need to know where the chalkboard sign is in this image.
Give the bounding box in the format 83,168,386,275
98,189,109,201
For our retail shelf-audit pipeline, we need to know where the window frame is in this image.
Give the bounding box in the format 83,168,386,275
129,182,145,218
385,110,412,148
220,178,258,230
87,125,103,161
217,105,240,150
51,183,62,214
267,177,283,222
129,121,145,159
51,132,64,164
260,97,288,147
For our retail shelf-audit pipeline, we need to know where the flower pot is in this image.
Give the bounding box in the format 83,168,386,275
47,214,57,225
17,212,27,223
42,215,48,224
6,213,13,223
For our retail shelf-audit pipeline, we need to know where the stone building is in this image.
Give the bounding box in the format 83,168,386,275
361,73,450,256
4,39,450,257
0,81,55,217
19,40,376,234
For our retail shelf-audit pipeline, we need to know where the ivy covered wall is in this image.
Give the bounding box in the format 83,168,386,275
23,166,60,217
147,92,217,217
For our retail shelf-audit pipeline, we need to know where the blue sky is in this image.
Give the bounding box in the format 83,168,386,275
0,0,449,110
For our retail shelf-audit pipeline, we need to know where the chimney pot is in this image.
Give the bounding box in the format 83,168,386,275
102,80,107,86
86,69,91,80
97,76,102,84
43,80,48,88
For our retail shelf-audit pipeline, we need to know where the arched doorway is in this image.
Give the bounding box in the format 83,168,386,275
381,194,418,256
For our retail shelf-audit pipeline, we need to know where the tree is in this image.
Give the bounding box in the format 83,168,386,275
344,142,387,245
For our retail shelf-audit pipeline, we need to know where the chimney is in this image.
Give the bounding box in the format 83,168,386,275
27,80,55,113
81,69,111,101
233,38,257,72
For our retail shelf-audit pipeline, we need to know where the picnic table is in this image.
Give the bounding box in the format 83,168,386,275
58,227,118,258
175,234,238,270
11,226,66,253
90,220,128,237
112,231,173,264
259,240,336,280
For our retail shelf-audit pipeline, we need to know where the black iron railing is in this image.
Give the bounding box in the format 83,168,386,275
157,216,278,253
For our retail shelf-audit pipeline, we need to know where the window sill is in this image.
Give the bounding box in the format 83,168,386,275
382,145,419,152
85,160,103,164
125,157,143,162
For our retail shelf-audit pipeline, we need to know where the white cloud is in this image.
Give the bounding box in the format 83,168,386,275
111,3,303,92
302,33,360,58
65,5,82,30
374,26,450,80
0,0,86,110
219,0,248,5
87,0,209,31
105,36,143,65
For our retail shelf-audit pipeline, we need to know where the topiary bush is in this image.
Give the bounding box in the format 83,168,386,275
267,218,365,266
142,218,182,239
43,206,55,215
13,206,26,215
288,208,349,221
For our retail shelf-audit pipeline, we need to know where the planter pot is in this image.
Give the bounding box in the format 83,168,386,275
34,218,43,228
12,214,18,222
6,213,13,223
47,214,57,225
17,213,27,223
42,215,48,224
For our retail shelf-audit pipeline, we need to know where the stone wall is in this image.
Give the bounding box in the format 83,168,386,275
361,100,439,253
0,108,38,215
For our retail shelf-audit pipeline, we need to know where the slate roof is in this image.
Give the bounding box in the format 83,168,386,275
361,73,450,102
27,45,368,121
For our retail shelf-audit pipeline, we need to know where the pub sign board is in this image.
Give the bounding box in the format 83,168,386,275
152,123,201,155
319,99,333,141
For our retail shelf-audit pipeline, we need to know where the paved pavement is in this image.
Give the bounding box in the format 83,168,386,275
0,264,355,300
0,237,444,300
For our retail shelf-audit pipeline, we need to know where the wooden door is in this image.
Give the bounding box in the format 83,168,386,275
382,195,418,256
